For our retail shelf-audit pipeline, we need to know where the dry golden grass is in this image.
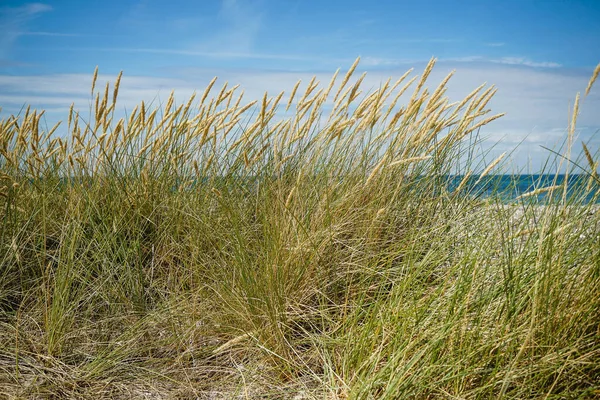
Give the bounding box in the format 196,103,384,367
585,62,600,96
0,57,599,399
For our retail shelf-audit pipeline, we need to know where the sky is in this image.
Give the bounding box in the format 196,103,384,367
1,0,600,171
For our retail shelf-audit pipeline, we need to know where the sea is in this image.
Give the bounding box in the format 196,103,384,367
445,174,600,204
44,173,600,204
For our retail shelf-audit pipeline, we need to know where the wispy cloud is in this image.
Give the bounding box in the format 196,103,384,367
359,57,424,67
57,46,353,64
0,3,53,59
493,57,561,68
360,57,403,67
0,59,32,68
189,0,264,53
485,42,506,47
390,38,461,44
444,56,561,68
117,0,153,28
13,3,52,14
16,31,80,37
357,18,377,27
49,46,565,72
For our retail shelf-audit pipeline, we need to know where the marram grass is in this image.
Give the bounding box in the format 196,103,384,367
0,58,599,399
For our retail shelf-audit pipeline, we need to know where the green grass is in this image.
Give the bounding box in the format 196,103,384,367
0,58,599,399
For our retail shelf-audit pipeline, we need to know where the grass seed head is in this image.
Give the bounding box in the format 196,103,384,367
585,62,600,96
112,71,123,105
475,152,506,184
334,56,360,103
91,66,99,96
200,77,218,106
516,185,562,200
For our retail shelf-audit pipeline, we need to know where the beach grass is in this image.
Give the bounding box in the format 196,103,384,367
0,58,599,399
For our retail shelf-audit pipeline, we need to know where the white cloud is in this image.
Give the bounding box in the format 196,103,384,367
0,3,53,59
444,56,561,68
188,0,263,53
387,38,461,44
445,56,486,63
357,19,377,27
88,47,338,62
493,57,561,68
359,57,405,67
22,3,52,14
16,31,79,37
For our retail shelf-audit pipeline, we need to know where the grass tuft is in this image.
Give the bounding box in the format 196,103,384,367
1,59,599,399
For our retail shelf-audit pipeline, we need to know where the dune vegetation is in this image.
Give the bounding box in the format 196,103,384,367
1,58,599,399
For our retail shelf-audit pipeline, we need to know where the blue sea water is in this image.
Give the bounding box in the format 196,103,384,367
445,174,600,204
41,174,600,204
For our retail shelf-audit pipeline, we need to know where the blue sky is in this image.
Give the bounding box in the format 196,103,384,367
1,0,600,170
